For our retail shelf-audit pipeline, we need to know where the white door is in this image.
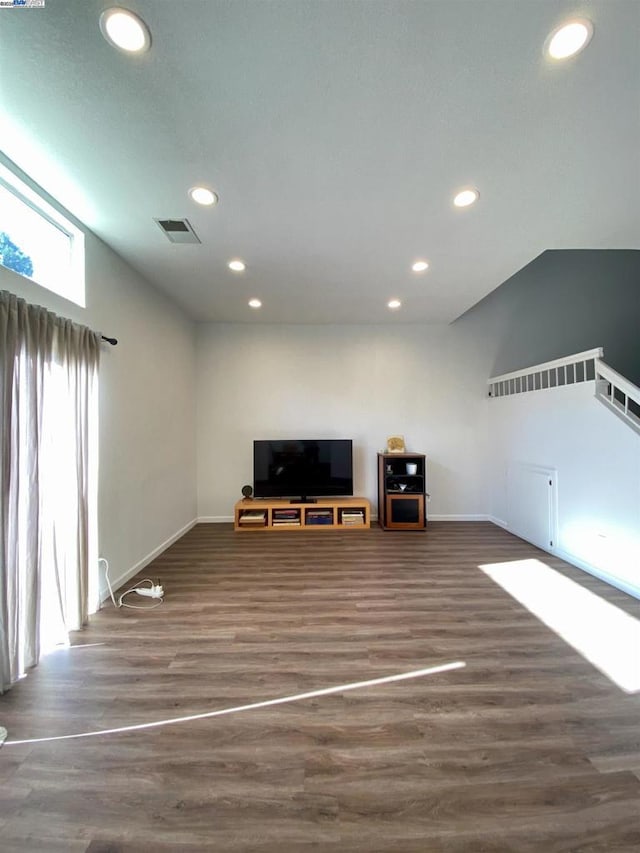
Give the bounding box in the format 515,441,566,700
507,463,557,550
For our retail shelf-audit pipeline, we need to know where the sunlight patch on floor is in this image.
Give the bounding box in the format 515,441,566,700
479,558,640,694
4,660,466,746
43,642,106,655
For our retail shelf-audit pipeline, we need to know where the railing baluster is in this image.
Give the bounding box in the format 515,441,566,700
485,349,640,441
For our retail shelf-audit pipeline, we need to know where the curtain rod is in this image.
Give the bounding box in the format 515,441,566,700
2,289,118,345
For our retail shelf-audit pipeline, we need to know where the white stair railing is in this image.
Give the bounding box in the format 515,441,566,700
487,348,603,398
595,359,640,436
487,347,640,438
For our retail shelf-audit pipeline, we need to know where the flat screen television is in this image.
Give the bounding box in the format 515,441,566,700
253,439,353,502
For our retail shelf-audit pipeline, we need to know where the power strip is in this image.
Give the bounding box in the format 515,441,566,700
100,558,164,611
135,585,164,599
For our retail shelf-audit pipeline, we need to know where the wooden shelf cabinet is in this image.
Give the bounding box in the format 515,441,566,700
377,452,427,530
234,497,371,532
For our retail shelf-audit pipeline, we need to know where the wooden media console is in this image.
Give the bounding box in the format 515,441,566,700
234,497,371,531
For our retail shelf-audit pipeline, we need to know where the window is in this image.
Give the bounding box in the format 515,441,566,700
0,160,85,306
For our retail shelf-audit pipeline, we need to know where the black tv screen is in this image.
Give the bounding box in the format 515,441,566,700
253,439,353,500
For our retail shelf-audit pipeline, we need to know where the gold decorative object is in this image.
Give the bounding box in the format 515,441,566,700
386,435,406,453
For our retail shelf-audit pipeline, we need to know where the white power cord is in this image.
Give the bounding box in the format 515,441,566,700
99,557,164,611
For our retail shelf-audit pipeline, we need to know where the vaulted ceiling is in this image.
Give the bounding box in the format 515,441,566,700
1,1,638,323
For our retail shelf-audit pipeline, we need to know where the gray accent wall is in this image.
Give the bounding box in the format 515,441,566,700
455,250,640,385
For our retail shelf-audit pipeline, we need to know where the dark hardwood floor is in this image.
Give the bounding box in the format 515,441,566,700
1,521,640,852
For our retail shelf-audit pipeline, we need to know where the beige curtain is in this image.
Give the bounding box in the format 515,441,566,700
0,290,100,693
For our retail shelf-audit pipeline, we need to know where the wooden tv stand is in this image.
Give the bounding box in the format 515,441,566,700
234,497,371,532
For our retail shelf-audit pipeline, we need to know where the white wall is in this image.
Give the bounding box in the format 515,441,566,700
196,323,489,520
0,231,197,593
487,381,640,597
7,218,637,606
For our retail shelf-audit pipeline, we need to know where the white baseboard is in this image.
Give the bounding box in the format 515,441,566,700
555,547,640,601
99,517,198,601
197,516,233,523
488,515,509,529
428,514,490,521
482,523,640,602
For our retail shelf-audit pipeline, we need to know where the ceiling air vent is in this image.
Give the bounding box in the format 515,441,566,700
154,218,201,244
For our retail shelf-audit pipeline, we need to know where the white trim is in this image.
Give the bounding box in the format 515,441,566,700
490,381,588,398
595,390,640,436
555,547,640,602
595,359,640,400
197,515,234,524
485,526,640,603
488,516,509,529
99,518,198,601
594,358,640,437
488,348,603,385
428,514,490,521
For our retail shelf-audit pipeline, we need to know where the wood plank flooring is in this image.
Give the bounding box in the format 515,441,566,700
1,521,640,851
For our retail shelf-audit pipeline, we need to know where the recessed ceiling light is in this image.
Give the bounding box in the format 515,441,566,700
546,18,594,60
388,299,402,310
99,8,151,54
453,188,480,208
228,259,246,272
412,261,429,273
189,186,218,206
248,298,262,309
